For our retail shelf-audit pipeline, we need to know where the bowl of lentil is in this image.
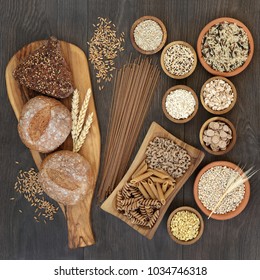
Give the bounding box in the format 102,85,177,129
197,17,254,77
199,116,236,155
160,41,197,79
162,85,199,123
167,206,204,245
130,16,167,55
200,76,237,115
193,161,250,220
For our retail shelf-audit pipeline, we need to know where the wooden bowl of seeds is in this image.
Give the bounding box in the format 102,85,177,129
199,116,236,155
167,206,204,245
193,161,250,220
162,85,199,123
130,16,167,55
160,41,197,79
197,17,254,77
200,76,237,115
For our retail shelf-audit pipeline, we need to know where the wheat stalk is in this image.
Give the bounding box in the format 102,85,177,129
71,89,80,148
208,167,258,219
71,88,93,153
73,112,94,153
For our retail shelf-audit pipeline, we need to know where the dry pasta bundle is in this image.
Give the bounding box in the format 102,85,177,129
116,161,176,228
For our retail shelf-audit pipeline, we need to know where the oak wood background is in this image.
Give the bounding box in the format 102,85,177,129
0,0,259,260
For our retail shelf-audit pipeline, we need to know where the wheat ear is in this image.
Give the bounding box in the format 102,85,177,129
71,89,80,148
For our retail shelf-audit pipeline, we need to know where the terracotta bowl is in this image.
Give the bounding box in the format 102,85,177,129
130,16,167,55
199,116,236,155
160,41,197,79
197,17,254,77
193,161,250,220
200,76,237,115
162,85,199,124
167,206,204,245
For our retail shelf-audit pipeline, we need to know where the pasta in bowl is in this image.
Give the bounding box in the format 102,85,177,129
101,122,205,239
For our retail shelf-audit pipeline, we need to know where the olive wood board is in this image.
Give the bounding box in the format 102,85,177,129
5,39,101,249
101,122,205,239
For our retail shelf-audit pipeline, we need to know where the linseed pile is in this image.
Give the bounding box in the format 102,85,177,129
88,17,125,91
14,168,59,222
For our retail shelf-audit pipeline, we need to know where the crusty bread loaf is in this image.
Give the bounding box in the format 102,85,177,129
18,96,72,153
13,37,74,98
38,150,94,205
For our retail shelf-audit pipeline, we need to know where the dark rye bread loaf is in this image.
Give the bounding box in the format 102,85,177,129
13,37,74,98
18,96,72,153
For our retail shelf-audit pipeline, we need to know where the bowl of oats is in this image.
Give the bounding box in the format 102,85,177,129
193,161,250,220
197,17,254,77
130,16,167,55
200,76,237,114
162,85,199,123
199,116,236,155
160,41,197,79
167,206,204,245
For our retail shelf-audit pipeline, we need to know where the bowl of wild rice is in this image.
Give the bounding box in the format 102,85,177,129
160,41,197,79
193,161,250,220
197,17,254,77
200,76,237,115
167,206,204,245
162,85,199,123
130,16,167,55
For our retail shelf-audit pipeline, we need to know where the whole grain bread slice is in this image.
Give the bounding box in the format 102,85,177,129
13,36,74,98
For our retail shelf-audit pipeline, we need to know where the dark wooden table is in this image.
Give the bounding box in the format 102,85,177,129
0,0,259,260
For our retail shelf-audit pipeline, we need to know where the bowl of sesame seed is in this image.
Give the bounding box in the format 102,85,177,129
160,41,197,79
162,85,199,123
130,16,167,55
193,161,250,220
167,206,204,245
197,17,254,77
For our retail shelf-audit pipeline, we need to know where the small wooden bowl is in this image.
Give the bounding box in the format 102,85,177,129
197,17,254,77
193,161,250,220
160,41,197,79
167,206,204,245
162,85,199,123
200,76,237,115
199,116,236,155
130,16,167,55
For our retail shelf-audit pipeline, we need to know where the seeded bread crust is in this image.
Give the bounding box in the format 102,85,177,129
13,37,74,98
38,150,94,205
18,96,72,153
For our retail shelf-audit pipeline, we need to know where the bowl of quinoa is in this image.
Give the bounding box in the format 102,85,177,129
162,85,199,123
193,161,250,220
161,41,197,79
197,17,254,77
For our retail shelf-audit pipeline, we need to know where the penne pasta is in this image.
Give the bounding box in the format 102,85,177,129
162,181,168,193
130,171,153,184
164,186,175,199
148,168,170,179
141,180,156,199
150,176,165,184
147,178,159,199
131,160,148,179
156,182,166,205
137,182,150,199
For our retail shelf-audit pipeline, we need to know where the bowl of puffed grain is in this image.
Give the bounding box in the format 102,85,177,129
167,206,204,245
160,41,197,79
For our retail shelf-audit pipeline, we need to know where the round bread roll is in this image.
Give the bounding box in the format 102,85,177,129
38,150,94,205
18,95,72,153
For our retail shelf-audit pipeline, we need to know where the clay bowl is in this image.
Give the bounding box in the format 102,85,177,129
130,16,167,55
167,206,204,245
199,116,236,155
162,85,199,124
197,17,254,77
160,41,197,79
200,76,237,115
193,161,250,220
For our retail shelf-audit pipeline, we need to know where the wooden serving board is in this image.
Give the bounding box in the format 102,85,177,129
101,122,205,239
5,40,101,249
